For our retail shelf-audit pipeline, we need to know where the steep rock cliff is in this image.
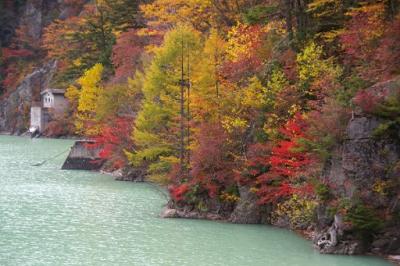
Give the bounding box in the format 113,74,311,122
315,77,400,256
0,61,56,134
0,0,86,134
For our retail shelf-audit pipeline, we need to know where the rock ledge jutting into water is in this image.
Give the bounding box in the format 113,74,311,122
160,207,223,221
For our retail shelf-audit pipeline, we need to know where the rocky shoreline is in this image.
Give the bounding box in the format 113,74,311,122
1,133,398,265
99,149,400,266
158,205,400,265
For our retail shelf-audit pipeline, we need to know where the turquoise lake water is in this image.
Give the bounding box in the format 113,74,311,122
0,136,393,266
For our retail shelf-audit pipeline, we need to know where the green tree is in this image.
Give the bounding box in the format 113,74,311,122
43,0,142,87
129,24,201,181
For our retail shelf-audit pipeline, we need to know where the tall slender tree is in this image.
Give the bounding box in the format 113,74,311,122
129,25,201,182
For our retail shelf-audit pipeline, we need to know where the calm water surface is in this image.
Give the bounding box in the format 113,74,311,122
0,136,393,266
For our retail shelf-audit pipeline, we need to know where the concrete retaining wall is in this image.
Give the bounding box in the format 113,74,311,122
62,140,105,170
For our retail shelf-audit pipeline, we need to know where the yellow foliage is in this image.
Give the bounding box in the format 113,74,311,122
249,187,259,194
221,76,267,133
191,28,226,122
242,76,267,110
308,0,342,17
129,25,202,177
272,195,317,228
74,63,104,136
226,22,268,62
346,3,386,42
77,63,103,113
263,68,291,140
372,179,393,196
307,0,348,43
140,0,212,32
297,42,325,83
266,69,288,107
65,85,80,105
288,104,302,116
222,116,248,132
220,192,240,203
296,41,342,96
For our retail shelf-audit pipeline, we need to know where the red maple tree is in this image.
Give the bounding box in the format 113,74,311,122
255,114,315,204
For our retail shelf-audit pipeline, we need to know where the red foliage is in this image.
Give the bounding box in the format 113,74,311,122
352,77,399,114
63,0,87,15
189,123,236,198
220,56,263,83
169,183,189,202
353,89,384,113
63,0,86,4
372,16,400,80
90,117,134,170
1,47,33,90
340,6,400,81
220,24,267,82
112,29,162,83
2,48,33,59
168,123,236,202
340,7,383,65
2,0,13,8
253,114,315,204
238,142,272,185
1,63,18,89
112,30,147,82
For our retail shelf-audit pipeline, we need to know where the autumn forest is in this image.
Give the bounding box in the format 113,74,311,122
1,0,400,259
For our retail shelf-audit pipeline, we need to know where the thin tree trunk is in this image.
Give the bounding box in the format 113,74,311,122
283,0,294,41
187,46,191,169
180,36,185,173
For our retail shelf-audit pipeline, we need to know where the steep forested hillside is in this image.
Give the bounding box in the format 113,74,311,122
1,0,400,258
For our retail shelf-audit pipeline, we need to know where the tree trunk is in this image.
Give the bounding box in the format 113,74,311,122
180,37,185,172
283,0,293,41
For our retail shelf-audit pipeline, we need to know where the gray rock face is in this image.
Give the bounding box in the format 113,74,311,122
22,0,44,41
0,0,87,134
160,207,178,218
323,116,400,200
0,61,57,134
0,3,19,46
314,215,365,255
229,186,264,224
0,0,71,47
114,167,147,182
315,77,400,255
160,207,223,221
342,117,399,195
20,0,85,41
372,228,400,255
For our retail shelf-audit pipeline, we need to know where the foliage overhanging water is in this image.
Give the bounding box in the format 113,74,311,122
0,136,393,266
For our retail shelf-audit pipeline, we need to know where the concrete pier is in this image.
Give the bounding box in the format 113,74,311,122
62,140,105,170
